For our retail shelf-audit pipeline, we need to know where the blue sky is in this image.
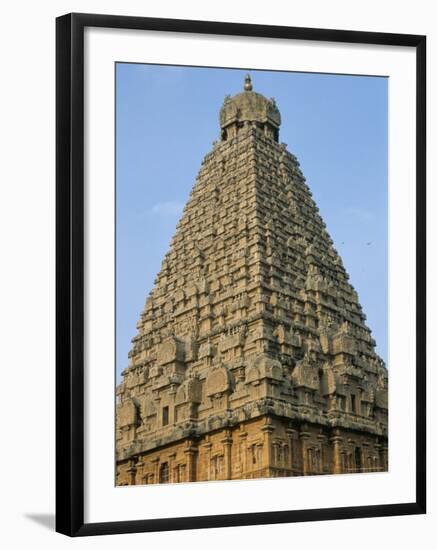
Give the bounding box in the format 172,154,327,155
116,64,388,382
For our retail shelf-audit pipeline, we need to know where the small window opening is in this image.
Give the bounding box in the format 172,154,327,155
159,462,169,483
351,394,357,414
355,447,362,472
162,406,169,426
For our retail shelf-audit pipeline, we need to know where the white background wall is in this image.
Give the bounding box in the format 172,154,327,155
0,0,434,548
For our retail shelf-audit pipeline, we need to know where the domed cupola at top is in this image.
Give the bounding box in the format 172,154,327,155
219,74,281,142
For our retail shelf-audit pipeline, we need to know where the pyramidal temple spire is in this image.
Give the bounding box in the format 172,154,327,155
116,77,388,486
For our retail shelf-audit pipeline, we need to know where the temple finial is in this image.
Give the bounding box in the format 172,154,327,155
244,74,253,91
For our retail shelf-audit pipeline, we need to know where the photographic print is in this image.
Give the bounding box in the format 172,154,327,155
56,13,426,535
115,65,388,486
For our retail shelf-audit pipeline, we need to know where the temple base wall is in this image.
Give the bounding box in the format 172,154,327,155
116,415,388,486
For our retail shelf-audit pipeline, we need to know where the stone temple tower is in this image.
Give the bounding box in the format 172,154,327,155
116,75,388,485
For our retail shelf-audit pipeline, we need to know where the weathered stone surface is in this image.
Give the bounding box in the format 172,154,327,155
157,337,185,365
205,365,232,396
116,75,388,486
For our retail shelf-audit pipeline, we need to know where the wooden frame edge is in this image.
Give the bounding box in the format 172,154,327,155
55,13,426,537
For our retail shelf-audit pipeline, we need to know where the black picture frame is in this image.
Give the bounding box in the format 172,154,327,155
56,12,426,537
